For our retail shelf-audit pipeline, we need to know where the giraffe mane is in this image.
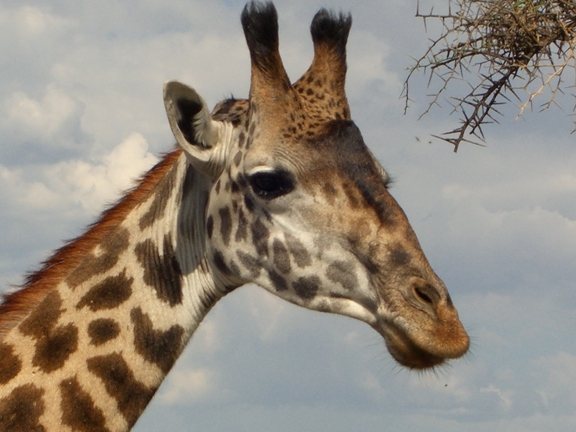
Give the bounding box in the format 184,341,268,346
0,149,183,340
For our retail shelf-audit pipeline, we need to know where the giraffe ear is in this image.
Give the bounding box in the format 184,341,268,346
163,81,223,165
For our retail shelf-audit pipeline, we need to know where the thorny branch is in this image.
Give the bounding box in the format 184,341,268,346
403,0,576,151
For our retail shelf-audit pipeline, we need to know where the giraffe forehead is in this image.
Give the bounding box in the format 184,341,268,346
210,93,390,209
211,81,346,149
289,121,387,188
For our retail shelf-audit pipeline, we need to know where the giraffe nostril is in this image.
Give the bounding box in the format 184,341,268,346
408,279,441,313
414,286,433,305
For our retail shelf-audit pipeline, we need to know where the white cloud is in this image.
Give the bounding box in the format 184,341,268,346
480,384,514,412
157,367,220,405
190,319,222,355
533,351,576,414
0,4,73,46
0,132,157,214
1,84,88,154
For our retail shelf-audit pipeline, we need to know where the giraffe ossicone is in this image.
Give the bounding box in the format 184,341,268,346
0,2,469,431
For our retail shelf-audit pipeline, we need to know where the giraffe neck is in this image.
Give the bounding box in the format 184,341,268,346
0,151,223,432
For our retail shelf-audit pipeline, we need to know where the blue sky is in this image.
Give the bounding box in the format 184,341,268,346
1,1,575,431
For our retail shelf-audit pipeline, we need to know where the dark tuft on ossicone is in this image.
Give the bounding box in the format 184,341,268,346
241,1,280,76
310,9,352,61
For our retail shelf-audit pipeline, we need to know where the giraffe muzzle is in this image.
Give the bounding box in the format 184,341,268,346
375,277,470,369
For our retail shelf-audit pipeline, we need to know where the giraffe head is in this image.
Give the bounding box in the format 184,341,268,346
163,2,469,369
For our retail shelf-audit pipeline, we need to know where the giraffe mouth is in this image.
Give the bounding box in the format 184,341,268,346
380,324,446,369
377,313,470,370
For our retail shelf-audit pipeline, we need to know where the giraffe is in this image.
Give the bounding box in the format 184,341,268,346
0,2,469,431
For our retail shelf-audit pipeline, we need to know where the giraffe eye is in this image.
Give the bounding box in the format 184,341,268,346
249,170,295,200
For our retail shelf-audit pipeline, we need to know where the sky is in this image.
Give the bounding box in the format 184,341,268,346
0,0,575,431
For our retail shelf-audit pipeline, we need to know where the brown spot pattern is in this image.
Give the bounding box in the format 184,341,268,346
134,235,183,307
87,353,155,428
67,228,130,289
244,194,255,212
218,207,232,246
236,251,261,278
235,208,248,242
139,167,176,230
88,318,121,346
0,343,21,384
0,384,45,432
32,323,78,373
19,290,62,337
211,98,249,127
212,250,231,276
285,234,312,268
269,270,288,292
292,276,321,299
326,261,358,291
272,239,291,274
76,270,133,311
251,219,270,257
59,377,109,432
233,151,243,167
19,291,79,373
389,244,411,268
131,307,184,374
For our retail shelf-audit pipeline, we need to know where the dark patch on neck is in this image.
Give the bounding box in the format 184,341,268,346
139,165,176,230
19,290,63,338
218,207,232,246
18,291,79,373
33,325,78,373
0,343,22,385
238,131,246,148
134,235,183,307
88,318,121,346
131,307,185,374
76,270,133,311
86,353,156,428
0,384,45,431
59,377,109,432
212,250,231,276
67,227,130,289
181,162,196,198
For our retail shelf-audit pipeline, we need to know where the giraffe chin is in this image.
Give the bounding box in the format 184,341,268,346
380,324,453,370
